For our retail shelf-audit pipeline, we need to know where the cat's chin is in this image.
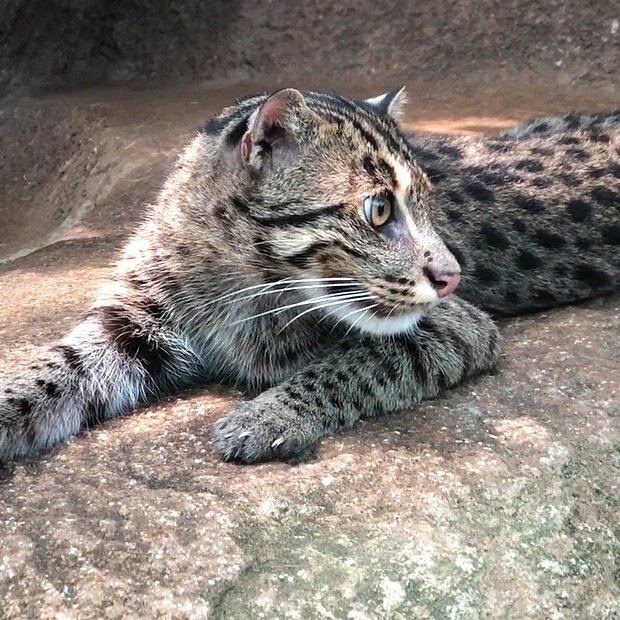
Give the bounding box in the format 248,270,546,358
327,302,432,336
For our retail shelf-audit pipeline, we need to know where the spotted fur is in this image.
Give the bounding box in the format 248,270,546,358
406,122,620,314
0,88,618,463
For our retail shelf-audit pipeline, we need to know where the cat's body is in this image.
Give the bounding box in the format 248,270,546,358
407,123,620,315
0,89,619,463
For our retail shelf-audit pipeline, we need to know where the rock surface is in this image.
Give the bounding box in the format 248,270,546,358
0,82,619,619
1,0,620,92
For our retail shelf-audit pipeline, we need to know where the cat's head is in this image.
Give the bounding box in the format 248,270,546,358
201,87,461,335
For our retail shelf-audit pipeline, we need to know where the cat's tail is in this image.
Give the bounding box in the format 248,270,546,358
0,304,192,462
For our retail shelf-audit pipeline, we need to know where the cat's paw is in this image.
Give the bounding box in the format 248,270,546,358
211,398,318,464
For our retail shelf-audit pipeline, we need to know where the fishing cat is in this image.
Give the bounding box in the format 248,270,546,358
0,88,618,463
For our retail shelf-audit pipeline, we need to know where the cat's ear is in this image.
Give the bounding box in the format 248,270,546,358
364,86,408,122
241,88,312,169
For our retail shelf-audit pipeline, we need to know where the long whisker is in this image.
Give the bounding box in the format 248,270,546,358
206,276,358,307
224,281,362,307
327,303,370,333
343,304,378,338
232,292,374,325
276,295,376,333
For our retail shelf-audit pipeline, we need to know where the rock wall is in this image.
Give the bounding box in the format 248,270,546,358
1,0,619,90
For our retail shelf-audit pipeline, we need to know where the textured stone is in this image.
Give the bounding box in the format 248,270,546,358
0,84,619,619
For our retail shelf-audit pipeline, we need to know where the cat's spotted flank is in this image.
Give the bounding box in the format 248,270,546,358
0,87,618,463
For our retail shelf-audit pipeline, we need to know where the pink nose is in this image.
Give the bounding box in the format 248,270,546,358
424,267,461,298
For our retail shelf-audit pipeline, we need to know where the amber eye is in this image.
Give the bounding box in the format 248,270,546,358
363,194,393,228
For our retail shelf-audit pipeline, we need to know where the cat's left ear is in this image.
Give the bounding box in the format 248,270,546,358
364,86,408,122
241,88,314,170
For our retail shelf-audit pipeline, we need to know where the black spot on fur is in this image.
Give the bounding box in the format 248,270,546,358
213,203,228,219
4,387,13,394
566,200,592,223
558,136,580,145
36,380,61,399
576,237,593,251
438,145,464,159
535,229,566,249
516,249,543,270
574,265,613,288
554,263,568,277
464,182,495,203
226,117,249,146
531,146,555,156
610,164,620,180
532,177,552,189
590,132,610,144
474,264,500,284
591,186,618,206
98,306,173,383
446,190,464,204
199,113,229,135
480,224,510,250
52,345,86,376
7,397,32,415
424,167,447,183
515,159,544,173
563,114,581,130
231,195,251,214
559,174,582,188
515,195,545,214
446,244,467,268
447,209,463,222
409,146,439,162
486,141,510,154
512,219,527,233
532,122,549,134
567,148,590,161
478,171,513,186
334,370,348,384
601,225,620,245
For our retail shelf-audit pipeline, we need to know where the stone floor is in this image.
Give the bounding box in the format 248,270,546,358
0,79,618,619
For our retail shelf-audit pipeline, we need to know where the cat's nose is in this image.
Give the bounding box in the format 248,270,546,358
424,266,461,298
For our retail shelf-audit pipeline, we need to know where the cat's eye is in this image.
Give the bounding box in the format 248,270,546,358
363,194,393,228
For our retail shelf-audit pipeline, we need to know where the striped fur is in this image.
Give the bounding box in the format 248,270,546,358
1,88,618,463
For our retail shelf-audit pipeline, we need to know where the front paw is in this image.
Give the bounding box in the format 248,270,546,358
211,398,318,464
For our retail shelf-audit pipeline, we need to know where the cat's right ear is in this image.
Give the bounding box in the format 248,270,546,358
241,89,313,170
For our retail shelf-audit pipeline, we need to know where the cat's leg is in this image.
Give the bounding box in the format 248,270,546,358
212,297,501,463
0,305,196,462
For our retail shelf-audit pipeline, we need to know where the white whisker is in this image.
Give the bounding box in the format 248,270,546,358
343,304,379,338
206,276,357,307
232,292,374,325
224,281,361,306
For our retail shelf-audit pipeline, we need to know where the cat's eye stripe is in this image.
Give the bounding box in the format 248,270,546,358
248,203,344,227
